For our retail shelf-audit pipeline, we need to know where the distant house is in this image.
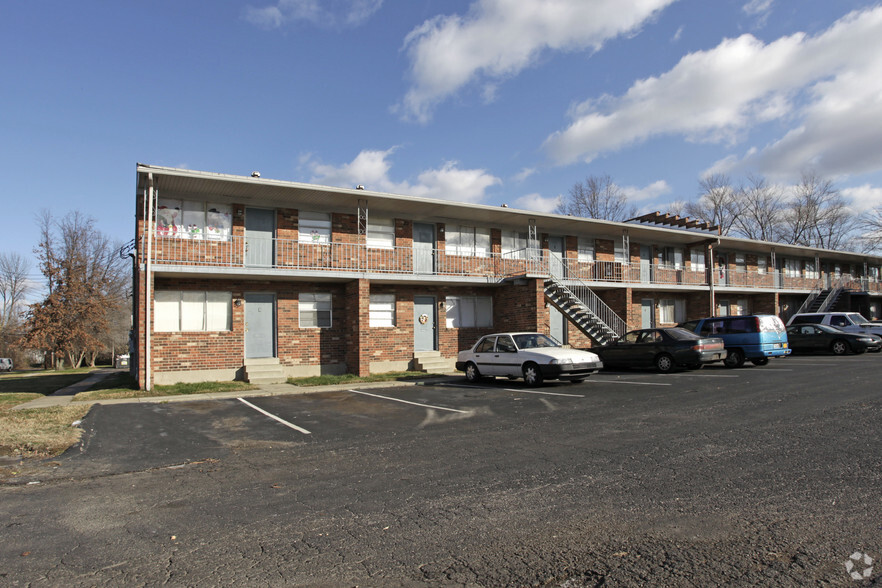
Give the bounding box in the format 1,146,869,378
131,164,882,388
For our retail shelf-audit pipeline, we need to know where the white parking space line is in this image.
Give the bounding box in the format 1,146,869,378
659,373,740,378
501,388,584,397
584,379,672,386
237,397,312,435
437,383,584,397
348,390,469,413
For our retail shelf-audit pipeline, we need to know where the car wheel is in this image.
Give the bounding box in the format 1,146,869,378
723,349,745,368
831,340,849,355
749,357,769,366
464,362,481,382
522,362,544,387
654,353,675,374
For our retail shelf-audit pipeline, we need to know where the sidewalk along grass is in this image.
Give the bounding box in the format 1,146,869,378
0,370,94,396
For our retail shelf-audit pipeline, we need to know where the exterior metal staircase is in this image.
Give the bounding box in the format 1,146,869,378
543,275,626,346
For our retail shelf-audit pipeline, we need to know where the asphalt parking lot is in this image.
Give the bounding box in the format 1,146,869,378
2,354,881,586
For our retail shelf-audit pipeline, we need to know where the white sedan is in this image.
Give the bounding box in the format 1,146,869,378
455,332,603,386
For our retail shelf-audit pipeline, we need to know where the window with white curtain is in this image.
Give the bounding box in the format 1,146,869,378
369,294,396,327
757,256,767,274
735,253,746,273
154,291,231,332
785,259,801,277
299,293,332,328
659,247,684,269
501,230,528,258
690,248,706,272
156,199,232,241
804,260,818,279
614,240,627,263
578,237,595,262
367,217,395,249
445,296,493,328
447,225,491,257
660,299,675,323
299,211,331,244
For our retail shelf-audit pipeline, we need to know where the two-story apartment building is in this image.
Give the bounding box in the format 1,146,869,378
132,164,882,388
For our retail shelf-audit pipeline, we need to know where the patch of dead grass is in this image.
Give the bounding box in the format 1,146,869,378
0,405,91,458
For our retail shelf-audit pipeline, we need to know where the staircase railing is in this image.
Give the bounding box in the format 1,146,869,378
817,276,848,312
544,252,627,339
792,283,823,317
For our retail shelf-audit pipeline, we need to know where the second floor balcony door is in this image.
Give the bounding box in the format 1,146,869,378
548,236,565,278
414,222,435,274
246,208,275,267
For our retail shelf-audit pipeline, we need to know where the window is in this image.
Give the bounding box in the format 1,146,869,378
735,253,745,274
367,217,395,249
501,230,528,258
299,293,332,328
757,256,767,274
805,260,818,279
736,298,749,316
299,211,331,244
659,299,685,323
445,296,492,328
690,248,706,272
447,225,491,257
658,247,684,269
156,199,232,241
369,294,395,327
660,299,675,324
154,291,231,332
614,240,627,263
785,259,801,277
577,237,595,263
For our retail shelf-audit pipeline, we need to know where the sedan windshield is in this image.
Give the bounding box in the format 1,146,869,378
513,334,560,349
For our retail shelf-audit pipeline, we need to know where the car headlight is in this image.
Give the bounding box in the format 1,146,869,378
549,358,573,365
858,337,875,342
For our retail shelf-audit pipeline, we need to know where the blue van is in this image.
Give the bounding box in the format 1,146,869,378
677,315,790,368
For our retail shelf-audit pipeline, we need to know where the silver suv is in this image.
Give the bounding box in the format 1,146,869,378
786,312,882,337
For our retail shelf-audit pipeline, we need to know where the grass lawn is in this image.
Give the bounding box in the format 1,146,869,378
0,370,93,396
75,379,256,401
0,405,91,458
288,371,430,387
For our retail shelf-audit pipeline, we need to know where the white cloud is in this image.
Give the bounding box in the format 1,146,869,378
742,0,773,17
512,193,561,213
842,184,882,213
621,179,672,202
397,0,677,123
246,0,382,29
304,148,501,203
544,6,882,184
512,167,537,182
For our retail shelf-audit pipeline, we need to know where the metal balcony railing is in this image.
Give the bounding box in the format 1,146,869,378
145,235,882,294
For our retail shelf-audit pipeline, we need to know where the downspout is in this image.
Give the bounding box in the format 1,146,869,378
145,173,155,391
707,243,715,317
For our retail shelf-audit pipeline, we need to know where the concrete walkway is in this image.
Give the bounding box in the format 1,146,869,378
11,370,459,411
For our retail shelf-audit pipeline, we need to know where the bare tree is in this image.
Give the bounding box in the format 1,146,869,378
556,175,637,222
25,211,129,369
780,171,860,250
685,174,742,235
862,207,882,253
0,252,31,359
731,175,784,242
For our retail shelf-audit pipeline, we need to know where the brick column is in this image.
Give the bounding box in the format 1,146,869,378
344,279,371,376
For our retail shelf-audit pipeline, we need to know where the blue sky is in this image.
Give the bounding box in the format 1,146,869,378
3,0,882,286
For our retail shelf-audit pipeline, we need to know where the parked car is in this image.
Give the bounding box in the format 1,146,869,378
786,312,882,338
785,324,882,355
594,328,727,373
456,332,603,386
677,314,791,368
0,358,12,372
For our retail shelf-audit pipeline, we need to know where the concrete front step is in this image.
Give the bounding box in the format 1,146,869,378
412,354,457,374
243,357,286,384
